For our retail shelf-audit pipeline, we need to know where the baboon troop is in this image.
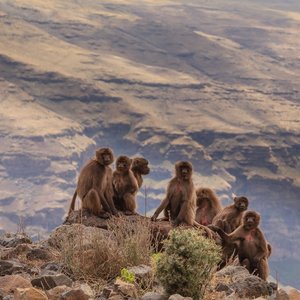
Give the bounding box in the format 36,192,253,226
68,146,271,281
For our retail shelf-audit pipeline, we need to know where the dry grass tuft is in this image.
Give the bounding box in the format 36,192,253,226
59,215,154,283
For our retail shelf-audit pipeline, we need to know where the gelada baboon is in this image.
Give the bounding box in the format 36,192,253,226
212,196,248,233
195,187,222,226
131,157,150,188
113,156,139,215
215,211,270,280
68,147,118,217
151,161,197,226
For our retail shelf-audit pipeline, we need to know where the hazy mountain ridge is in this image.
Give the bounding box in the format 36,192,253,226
0,0,299,287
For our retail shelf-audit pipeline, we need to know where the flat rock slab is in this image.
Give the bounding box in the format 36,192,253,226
31,274,72,290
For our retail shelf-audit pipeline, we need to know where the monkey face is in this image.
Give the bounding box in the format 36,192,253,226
132,158,150,175
243,211,260,229
116,156,132,172
175,161,193,180
234,196,248,212
141,163,150,175
96,148,114,165
196,196,210,207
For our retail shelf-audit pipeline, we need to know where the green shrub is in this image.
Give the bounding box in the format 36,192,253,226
156,228,221,300
119,268,135,284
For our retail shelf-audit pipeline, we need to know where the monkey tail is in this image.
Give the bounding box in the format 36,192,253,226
68,190,77,215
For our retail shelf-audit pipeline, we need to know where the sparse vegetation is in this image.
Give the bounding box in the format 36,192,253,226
60,216,154,282
156,228,222,300
119,268,135,284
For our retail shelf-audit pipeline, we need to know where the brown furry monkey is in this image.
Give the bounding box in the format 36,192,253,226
131,157,150,188
151,161,197,226
68,147,118,217
215,211,270,280
212,196,248,233
113,156,139,215
195,187,222,226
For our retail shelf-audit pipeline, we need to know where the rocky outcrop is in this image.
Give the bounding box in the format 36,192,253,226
0,221,298,300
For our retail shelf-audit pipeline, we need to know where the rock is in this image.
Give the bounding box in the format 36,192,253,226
73,283,94,299
108,294,124,300
128,265,153,288
40,262,64,276
276,289,289,300
48,224,111,249
0,260,28,276
102,287,114,298
14,287,48,300
168,294,193,300
231,275,270,298
46,286,72,300
0,233,32,248
115,278,138,299
31,274,72,290
1,244,31,260
215,266,249,279
2,295,14,300
26,248,51,261
60,289,90,300
288,288,300,300
0,275,32,294
0,290,3,300
142,292,167,300
215,282,234,295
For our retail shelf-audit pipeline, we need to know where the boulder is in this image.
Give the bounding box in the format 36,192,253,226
276,289,289,300
142,292,167,300
31,274,72,290
114,278,138,299
48,224,111,249
0,275,32,294
0,244,31,260
40,262,63,272
288,288,300,300
128,265,153,288
60,289,90,300
108,294,124,300
14,288,47,300
45,285,72,300
168,294,193,300
231,275,270,298
73,283,94,299
0,233,32,248
26,248,51,261
215,265,249,279
213,266,276,299
0,260,29,276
